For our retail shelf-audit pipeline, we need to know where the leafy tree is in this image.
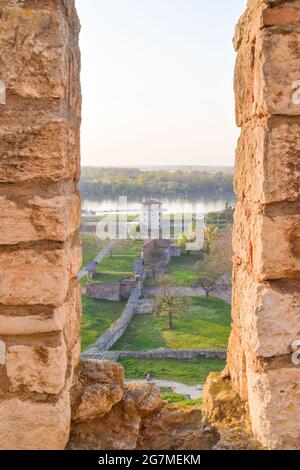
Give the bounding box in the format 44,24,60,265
79,167,234,199
193,255,230,299
209,225,233,279
204,225,219,254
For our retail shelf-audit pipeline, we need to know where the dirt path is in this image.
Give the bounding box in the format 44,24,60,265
125,378,203,399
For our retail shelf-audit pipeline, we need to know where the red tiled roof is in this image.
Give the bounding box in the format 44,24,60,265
143,239,170,248
142,199,162,206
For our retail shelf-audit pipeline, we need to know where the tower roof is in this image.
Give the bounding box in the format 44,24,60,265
142,199,162,206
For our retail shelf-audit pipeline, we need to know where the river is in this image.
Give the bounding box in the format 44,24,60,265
81,194,235,215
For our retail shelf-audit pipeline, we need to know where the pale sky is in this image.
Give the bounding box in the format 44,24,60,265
76,0,247,167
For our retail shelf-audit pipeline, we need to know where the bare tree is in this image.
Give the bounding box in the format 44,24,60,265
156,276,184,329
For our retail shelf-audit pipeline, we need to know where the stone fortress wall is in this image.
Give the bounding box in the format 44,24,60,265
110,348,227,362
0,0,82,449
82,287,142,354
227,0,300,449
0,0,300,450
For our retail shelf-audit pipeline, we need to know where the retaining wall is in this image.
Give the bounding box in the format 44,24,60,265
82,287,142,354
114,348,227,361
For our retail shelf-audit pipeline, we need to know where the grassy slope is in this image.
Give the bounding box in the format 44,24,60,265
81,235,103,266
119,357,225,385
93,240,143,284
81,296,126,351
113,297,231,351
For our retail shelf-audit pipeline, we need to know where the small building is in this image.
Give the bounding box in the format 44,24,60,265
85,278,137,302
140,200,163,238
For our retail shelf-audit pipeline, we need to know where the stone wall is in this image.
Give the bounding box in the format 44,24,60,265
226,0,300,450
86,279,137,302
82,287,142,354
0,0,81,449
86,283,121,302
112,348,227,361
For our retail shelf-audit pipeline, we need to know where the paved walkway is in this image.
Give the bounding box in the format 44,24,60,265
78,240,116,280
126,378,203,399
142,286,231,304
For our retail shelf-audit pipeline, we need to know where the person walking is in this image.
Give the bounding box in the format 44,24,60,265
146,373,153,383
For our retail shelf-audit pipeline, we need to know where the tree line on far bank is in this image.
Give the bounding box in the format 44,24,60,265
79,167,234,199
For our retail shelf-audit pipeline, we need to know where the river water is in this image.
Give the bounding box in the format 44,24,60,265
81,194,235,215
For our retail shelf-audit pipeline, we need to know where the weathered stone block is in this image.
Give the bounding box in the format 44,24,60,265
0,4,77,100
71,359,125,422
235,118,300,203
235,25,300,125
0,123,79,182
65,338,81,390
0,244,80,306
0,391,71,450
0,0,81,450
233,201,300,280
72,383,123,422
123,383,163,418
262,5,300,27
69,402,141,450
232,267,300,357
227,327,248,401
203,372,245,424
6,333,67,394
64,282,82,349
247,362,300,449
0,305,66,336
75,359,125,389
69,243,82,280
0,193,81,244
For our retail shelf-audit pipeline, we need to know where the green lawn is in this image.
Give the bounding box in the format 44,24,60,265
111,240,143,256
119,357,225,385
81,235,103,266
94,256,133,283
166,253,199,286
92,240,143,284
162,393,203,407
81,295,126,351
144,252,200,287
113,297,230,351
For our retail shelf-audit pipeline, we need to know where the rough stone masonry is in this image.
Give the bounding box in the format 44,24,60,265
226,0,300,450
0,0,300,451
0,0,81,449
